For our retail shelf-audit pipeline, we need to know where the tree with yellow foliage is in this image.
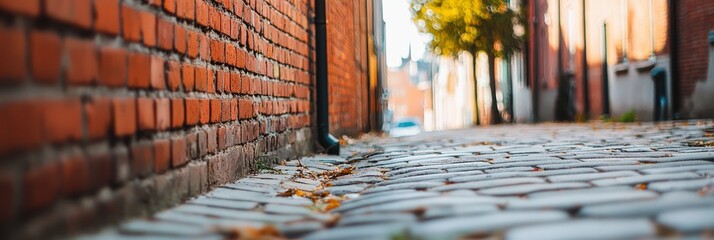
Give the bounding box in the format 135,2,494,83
411,0,525,124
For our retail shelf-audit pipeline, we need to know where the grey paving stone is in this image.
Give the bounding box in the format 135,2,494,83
538,160,640,170
579,192,714,217
484,166,537,173
422,204,499,219
263,204,333,221
221,182,281,194
171,205,303,223
343,196,505,215
377,171,483,186
278,221,326,238
388,169,445,178
648,178,714,192
591,172,702,186
187,197,258,210
527,185,640,198
478,182,591,196
207,189,314,206
335,191,441,213
431,177,546,192
507,189,658,210
327,184,370,195
282,180,319,191
337,213,417,226
302,222,408,240
595,160,713,171
408,210,569,238
119,220,211,236
698,169,714,177
657,208,714,232
449,168,598,183
547,171,640,182
362,181,444,194
153,211,265,228
506,219,655,240
640,164,714,174
491,155,562,163
332,176,383,186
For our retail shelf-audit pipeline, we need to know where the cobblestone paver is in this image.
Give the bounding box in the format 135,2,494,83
82,121,714,239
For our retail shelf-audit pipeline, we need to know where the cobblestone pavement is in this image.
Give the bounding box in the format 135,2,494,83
82,121,714,240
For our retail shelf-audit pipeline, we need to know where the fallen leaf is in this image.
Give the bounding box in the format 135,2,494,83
634,183,648,190
215,225,285,240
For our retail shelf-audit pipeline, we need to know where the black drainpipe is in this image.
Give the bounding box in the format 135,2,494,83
668,0,680,119
581,0,590,118
315,0,340,155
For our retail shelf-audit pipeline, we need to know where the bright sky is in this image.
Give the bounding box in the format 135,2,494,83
383,0,430,67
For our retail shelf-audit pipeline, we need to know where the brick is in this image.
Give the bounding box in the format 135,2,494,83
157,18,174,50
140,11,157,47
130,142,154,178
128,53,151,89
150,56,166,89
206,128,217,153
198,35,210,61
187,30,199,58
177,0,195,20
154,139,170,174
23,162,60,212
121,5,142,42
156,98,170,131
188,162,207,195
210,99,221,123
163,0,176,13
210,39,224,62
171,98,184,128
230,72,241,93
84,97,112,140
99,47,127,87
94,0,120,34
221,100,230,122
209,6,222,31
112,98,137,136
186,132,198,159
0,173,13,221
60,155,90,197
167,61,181,91
225,44,237,66
195,0,209,27
185,98,199,126
0,26,26,83
181,64,195,92
206,69,215,93
0,101,43,155
199,99,210,124
194,67,207,92
0,0,39,16
46,0,92,29
171,137,187,167
87,149,113,190
216,70,226,93
230,19,239,40
137,98,155,131
65,38,98,85
44,98,83,143
30,30,62,84
174,24,187,54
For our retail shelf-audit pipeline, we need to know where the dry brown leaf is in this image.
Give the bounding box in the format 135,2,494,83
634,183,648,190
217,225,285,240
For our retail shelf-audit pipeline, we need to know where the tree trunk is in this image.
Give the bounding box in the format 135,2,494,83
487,53,501,124
471,51,480,125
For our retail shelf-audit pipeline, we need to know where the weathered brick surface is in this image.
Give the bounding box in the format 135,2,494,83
0,0,358,237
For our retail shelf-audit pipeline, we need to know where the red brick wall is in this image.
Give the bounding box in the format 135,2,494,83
675,0,714,107
326,0,370,137
0,0,315,237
